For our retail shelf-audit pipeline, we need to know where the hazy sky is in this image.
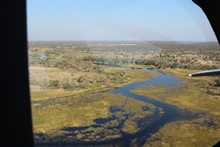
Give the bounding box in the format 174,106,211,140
27,0,217,42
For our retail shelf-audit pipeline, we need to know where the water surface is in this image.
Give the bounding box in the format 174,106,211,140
35,68,198,146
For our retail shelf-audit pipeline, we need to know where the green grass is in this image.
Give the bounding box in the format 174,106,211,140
32,92,156,139
144,116,220,147
126,64,156,69
131,68,220,147
30,66,156,102
132,68,220,116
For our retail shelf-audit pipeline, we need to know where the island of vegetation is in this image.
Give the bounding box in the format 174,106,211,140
29,41,220,146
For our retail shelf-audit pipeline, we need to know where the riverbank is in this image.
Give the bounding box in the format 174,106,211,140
132,68,220,116
130,68,220,146
33,92,158,143
31,66,159,144
30,65,156,102
144,115,220,147
29,41,220,146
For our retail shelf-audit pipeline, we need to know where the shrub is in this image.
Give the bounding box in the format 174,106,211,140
49,80,59,88
83,56,96,62
63,82,74,90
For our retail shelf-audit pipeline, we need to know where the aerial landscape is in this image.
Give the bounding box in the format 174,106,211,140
29,41,220,146
27,0,220,146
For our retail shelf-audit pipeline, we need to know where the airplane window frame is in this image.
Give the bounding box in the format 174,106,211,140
1,0,220,146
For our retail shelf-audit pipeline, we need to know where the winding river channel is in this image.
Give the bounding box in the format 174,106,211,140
106,67,197,146
35,67,198,146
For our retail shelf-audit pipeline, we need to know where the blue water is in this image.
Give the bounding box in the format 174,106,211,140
35,68,197,146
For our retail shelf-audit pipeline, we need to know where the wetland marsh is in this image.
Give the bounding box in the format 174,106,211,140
29,41,220,146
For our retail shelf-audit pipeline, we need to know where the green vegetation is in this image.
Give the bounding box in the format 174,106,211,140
32,93,156,142
132,68,220,116
29,42,156,101
49,80,59,88
30,66,156,102
29,41,220,145
131,68,220,146
144,116,220,147
143,42,220,70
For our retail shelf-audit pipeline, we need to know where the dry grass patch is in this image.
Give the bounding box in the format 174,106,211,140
132,68,220,116
144,116,220,147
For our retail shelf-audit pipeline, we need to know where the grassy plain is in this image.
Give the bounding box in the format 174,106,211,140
132,68,220,116
32,93,157,142
131,68,220,146
30,65,156,102
144,116,220,147
29,41,220,145
29,41,158,143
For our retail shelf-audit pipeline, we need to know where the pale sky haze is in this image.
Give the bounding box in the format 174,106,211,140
27,0,217,42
